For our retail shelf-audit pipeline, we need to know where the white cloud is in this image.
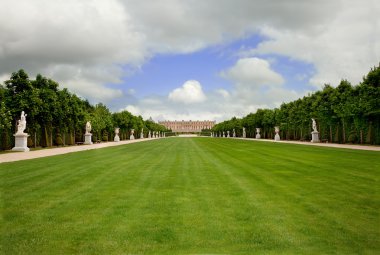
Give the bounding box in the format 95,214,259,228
216,89,230,99
64,77,123,102
1,0,379,119
242,1,380,88
0,0,146,102
124,105,140,116
168,80,207,104
221,57,284,87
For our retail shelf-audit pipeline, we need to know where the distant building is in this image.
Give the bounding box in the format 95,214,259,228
159,120,216,132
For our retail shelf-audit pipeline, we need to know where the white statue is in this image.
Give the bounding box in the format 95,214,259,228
114,127,120,142
311,118,320,142
85,121,92,134
274,126,280,141
312,118,318,132
130,129,135,140
16,111,27,134
256,128,261,139
12,111,30,151
242,127,246,138
84,121,93,144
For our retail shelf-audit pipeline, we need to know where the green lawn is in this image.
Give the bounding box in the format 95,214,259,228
1,138,379,254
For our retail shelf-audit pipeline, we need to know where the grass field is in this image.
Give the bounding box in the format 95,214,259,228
1,138,379,254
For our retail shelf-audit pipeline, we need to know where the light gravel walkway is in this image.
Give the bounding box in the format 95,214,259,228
1,137,379,164
0,138,160,164
234,137,380,151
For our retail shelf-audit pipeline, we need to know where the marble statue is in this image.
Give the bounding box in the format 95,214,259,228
85,121,92,134
130,129,135,140
256,128,261,139
312,118,318,132
114,127,120,142
84,121,93,144
242,127,246,138
311,118,320,143
12,111,30,152
16,111,27,134
274,126,280,141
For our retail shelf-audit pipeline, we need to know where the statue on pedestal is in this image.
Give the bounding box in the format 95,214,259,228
311,118,320,143
256,128,261,139
12,111,30,152
274,126,280,141
114,127,120,142
84,121,93,144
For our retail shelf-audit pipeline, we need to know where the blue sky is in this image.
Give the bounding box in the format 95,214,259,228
1,0,379,122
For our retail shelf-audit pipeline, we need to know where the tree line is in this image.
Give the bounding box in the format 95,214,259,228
212,65,380,145
0,70,167,150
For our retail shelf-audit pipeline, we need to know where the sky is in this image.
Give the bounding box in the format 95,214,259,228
1,0,379,122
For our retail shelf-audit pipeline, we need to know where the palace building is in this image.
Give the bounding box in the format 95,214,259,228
159,120,216,132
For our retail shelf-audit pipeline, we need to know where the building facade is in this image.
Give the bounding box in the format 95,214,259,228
159,120,216,132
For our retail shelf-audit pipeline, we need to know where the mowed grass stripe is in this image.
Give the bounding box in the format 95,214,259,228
1,138,379,254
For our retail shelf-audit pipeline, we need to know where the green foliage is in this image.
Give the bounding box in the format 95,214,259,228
0,70,167,150
213,65,380,144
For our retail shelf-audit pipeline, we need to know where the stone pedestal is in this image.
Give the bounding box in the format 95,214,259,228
274,134,280,141
311,131,320,143
84,133,93,145
256,134,261,139
12,133,30,152
114,135,120,142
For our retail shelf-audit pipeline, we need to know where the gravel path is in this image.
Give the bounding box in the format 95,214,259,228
0,138,160,163
1,137,379,164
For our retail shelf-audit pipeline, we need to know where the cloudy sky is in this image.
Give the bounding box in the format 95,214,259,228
1,0,379,122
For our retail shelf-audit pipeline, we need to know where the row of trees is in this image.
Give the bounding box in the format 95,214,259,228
0,70,167,150
213,65,380,144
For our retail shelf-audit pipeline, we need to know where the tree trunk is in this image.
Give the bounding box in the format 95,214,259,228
41,125,49,147
329,125,332,142
360,130,363,144
342,119,346,144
